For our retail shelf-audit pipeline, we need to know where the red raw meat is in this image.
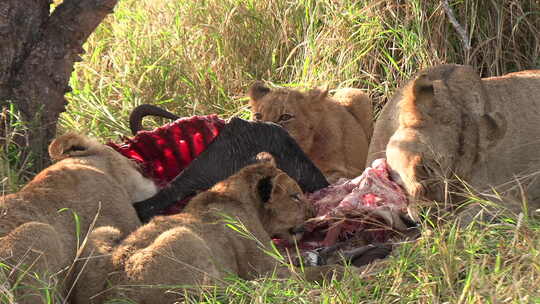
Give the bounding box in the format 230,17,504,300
108,115,226,213
300,158,410,249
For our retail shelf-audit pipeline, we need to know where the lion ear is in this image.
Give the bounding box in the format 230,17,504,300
479,111,507,150
256,176,273,203
399,74,435,126
256,173,290,205
269,173,290,199
412,74,434,97
248,81,271,101
307,86,329,102
254,153,278,203
255,152,276,166
48,133,96,161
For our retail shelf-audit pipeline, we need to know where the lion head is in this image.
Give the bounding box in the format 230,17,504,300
260,170,314,243
385,73,464,200
383,65,507,202
48,132,158,203
211,152,314,244
247,82,373,182
247,82,327,154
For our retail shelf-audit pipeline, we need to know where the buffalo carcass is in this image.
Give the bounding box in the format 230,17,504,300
127,105,329,223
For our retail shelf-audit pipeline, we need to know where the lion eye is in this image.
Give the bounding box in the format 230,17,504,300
278,114,294,122
253,113,262,121
290,193,302,202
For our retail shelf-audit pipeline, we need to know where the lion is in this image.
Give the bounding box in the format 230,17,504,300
0,133,157,304
366,64,540,222
248,82,373,183
85,154,343,303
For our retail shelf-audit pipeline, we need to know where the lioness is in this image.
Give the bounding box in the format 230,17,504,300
367,64,540,221
0,133,157,303
248,83,373,182
92,154,341,303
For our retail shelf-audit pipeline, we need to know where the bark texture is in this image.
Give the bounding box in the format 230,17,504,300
0,0,117,173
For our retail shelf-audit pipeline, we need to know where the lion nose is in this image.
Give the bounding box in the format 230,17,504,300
289,225,306,235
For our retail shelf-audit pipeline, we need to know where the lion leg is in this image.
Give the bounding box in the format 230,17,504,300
70,226,122,304
265,263,347,284
111,220,171,266
0,222,67,304
112,227,222,303
301,265,349,282
236,249,343,284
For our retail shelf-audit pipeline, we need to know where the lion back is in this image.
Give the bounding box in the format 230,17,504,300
332,88,373,140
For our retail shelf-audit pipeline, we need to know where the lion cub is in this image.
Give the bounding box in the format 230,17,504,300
248,83,373,183
0,133,157,304
98,154,339,303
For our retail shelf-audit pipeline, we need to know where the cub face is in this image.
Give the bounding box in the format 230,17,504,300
248,82,327,154
261,172,314,244
245,153,315,244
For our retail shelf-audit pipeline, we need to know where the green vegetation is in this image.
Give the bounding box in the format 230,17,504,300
61,0,540,139
1,0,540,303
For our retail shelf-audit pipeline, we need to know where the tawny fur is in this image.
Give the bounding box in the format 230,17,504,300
0,133,157,304
248,83,373,183
85,157,341,303
367,64,540,222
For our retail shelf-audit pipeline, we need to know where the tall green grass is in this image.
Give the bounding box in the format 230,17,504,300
59,0,540,141
2,0,540,303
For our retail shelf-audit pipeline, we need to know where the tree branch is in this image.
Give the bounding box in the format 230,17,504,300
441,0,471,52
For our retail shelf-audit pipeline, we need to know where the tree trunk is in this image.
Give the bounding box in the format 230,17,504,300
0,0,118,174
